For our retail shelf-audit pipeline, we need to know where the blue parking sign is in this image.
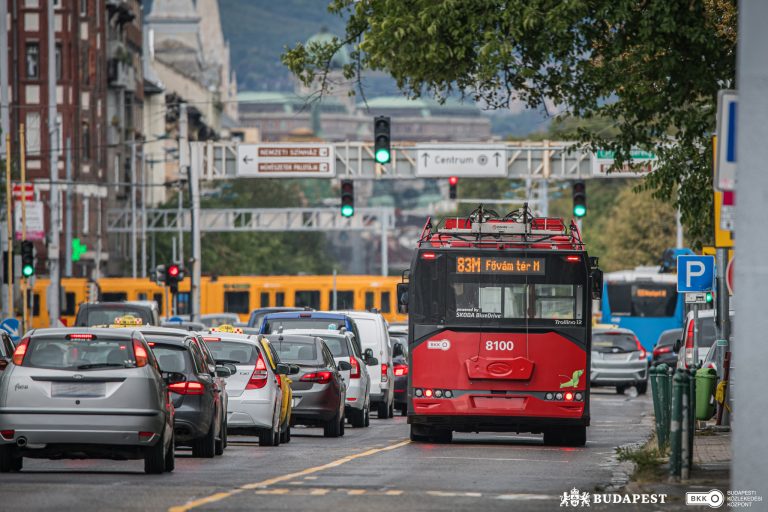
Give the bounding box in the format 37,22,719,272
677,255,715,292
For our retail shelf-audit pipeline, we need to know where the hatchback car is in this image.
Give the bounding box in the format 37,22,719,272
282,329,372,428
268,334,350,437
0,332,14,371
248,307,306,329
652,328,681,368
202,333,291,446
0,328,174,474
148,333,230,457
676,310,734,369
590,327,649,394
75,302,160,327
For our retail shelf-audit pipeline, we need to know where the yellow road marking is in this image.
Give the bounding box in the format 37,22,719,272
347,489,367,495
254,489,290,495
310,488,330,496
168,440,410,512
384,490,404,496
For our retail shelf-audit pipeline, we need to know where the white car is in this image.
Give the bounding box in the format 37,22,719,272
332,310,395,418
676,309,733,369
282,329,372,428
202,333,285,446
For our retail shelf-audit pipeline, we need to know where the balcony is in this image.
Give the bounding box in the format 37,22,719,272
107,58,136,91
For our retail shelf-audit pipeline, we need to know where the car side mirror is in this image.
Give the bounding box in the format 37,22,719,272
162,371,186,385
397,283,409,314
215,365,233,378
0,358,8,371
275,362,291,375
289,364,301,375
673,339,682,352
366,357,379,366
337,360,352,371
364,348,374,360
393,342,404,358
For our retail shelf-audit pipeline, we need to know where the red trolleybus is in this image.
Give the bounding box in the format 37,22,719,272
398,206,602,446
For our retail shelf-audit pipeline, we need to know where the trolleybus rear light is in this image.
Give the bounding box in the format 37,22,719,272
545,392,554,400
564,392,574,401
415,388,423,397
555,392,563,400
420,252,437,260
575,393,583,401
424,389,433,398
434,389,443,398
444,390,453,398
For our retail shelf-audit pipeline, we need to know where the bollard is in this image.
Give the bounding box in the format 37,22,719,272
680,370,691,480
651,364,671,449
660,364,672,448
670,369,685,478
687,368,697,470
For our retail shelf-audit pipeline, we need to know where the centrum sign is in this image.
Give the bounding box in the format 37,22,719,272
237,143,335,178
591,149,657,177
415,144,507,177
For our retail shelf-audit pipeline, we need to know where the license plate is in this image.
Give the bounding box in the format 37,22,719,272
603,354,628,361
52,382,105,398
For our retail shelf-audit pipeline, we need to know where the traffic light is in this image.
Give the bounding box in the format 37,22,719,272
165,263,184,292
705,291,714,303
373,116,391,164
20,241,34,278
340,179,354,217
572,181,587,218
449,176,458,199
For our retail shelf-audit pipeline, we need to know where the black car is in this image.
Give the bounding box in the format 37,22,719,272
0,332,14,371
652,328,682,368
149,333,231,457
248,307,307,329
390,336,409,416
268,334,350,437
75,302,160,327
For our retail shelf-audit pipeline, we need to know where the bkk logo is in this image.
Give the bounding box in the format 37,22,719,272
427,339,451,351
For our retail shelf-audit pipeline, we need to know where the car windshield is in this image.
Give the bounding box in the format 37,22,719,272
204,340,259,365
657,329,682,348
152,344,192,373
264,318,343,333
22,336,138,370
81,308,149,327
592,332,638,353
274,341,318,363
317,335,349,357
201,316,237,328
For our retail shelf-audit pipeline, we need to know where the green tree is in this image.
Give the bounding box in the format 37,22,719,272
282,0,737,246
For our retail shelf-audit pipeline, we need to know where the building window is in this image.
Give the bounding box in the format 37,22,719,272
223,291,250,315
80,0,87,16
82,197,89,234
25,113,41,155
81,122,90,160
25,43,39,78
55,44,62,80
80,47,88,85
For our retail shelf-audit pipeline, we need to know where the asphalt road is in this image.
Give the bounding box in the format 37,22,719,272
0,389,653,512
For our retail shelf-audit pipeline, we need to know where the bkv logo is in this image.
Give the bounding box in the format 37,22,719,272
560,488,591,507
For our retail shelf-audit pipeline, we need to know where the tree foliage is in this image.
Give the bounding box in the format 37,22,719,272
282,0,737,245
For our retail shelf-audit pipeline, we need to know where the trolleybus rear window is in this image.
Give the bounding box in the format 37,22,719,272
607,283,677,317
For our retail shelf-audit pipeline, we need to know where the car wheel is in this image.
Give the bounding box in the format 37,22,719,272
192,417,216,458
364,405,370,427
258,426,276,447
400,406,407,417
616,385,627,395
324,412,342,438
350,406,365,428
165,433,176,473
409,424,431,442
339,414,346,437
144,432,167,474
431,429,452,443
280,424,291,444
388,401,395,418
636,381,649,395
0,445,22,473
377,401,390,419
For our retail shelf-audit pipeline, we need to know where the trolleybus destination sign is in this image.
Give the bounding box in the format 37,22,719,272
455,256,545,274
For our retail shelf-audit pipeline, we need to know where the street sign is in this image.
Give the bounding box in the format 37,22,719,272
12,183,34,201
590,149,657,177
685,292,709,304
237,144,335,178
715,90,737,191
677,255,715,292
726,257,734,295
14,201,45,241
0,317,21,343
415,145,507,177
714,190,734,248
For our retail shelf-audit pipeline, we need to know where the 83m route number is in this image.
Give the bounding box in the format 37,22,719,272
485,341,515,351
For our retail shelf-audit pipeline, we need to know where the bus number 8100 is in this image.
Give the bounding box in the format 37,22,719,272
486,341,515,351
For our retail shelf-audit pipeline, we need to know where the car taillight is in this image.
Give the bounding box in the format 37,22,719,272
684,320,695,367
0,429,14,440
653,346,672,356
246,352,269,390
634,337,647,360
275,374,282,388
350,356,361,379
381,363,389,382
394,364,408,377
133,339,148,367
168,381,205,395
12,338,29,366
300,371,333,384
67,333,95,340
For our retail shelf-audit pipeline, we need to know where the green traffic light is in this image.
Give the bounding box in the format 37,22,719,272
341,204,355,217
573,204,587,217
706,291,713,303
22,265,34,278
375,148,391,164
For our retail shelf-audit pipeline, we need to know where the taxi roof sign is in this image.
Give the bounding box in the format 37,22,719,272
111,315,144,327
210,324,243,334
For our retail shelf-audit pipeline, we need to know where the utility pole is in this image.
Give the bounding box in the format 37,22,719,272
130,140,137,278
47,0,61,327
178,104,188,264
4,134,12,317
187,117,201,323
64,138,73,276
0,0,9,155
733,0,768,499
141,155,147,277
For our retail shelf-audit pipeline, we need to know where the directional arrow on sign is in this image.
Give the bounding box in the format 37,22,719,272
243,155,253,164
493,152,501,166
422,153,430,167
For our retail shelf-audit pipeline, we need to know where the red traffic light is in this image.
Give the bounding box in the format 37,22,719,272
448,176,459,186
168,265,180,278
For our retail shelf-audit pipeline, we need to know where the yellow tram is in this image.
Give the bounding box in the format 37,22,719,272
28,275,407,328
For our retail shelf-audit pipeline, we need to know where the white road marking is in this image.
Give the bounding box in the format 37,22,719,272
427,456,570,463
496,493,553,500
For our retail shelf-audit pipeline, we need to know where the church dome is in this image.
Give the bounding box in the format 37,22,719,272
305,27,351,69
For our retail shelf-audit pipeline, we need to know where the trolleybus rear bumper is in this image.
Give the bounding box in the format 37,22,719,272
408,414,589,433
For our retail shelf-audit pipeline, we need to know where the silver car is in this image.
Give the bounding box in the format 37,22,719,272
282,329,372,428
590,327,649,395
0,328,175,474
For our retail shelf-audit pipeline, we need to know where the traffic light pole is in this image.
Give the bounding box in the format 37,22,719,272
4,133,11,317
189,128,201,323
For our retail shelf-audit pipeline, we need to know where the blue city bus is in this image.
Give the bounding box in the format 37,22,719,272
600,267,684,351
